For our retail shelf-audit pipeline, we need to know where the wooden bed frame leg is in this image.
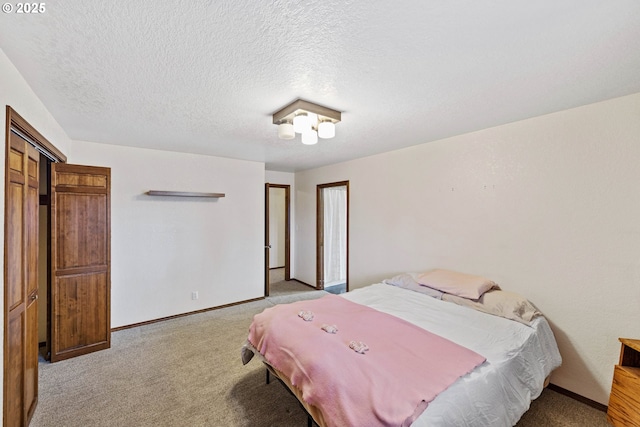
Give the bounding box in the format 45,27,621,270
264,364,317,426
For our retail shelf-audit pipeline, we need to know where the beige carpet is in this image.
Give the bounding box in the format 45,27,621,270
31,280,609,427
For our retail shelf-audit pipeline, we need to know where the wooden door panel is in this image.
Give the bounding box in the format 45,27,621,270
5,133,34,427
54,273,108,354
51,163,111,362
55,170,107,188
8,144,25,174
25,297,38,419
26,182,39,296
6,311,25,426
54,193,108,270
6,182,24,311
7,141,26,312
25,143,40,421
26,146,39,300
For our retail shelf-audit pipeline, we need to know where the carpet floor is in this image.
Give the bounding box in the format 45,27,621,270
31,280,609,427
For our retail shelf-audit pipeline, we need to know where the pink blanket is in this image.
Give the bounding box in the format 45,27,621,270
248,294,486,427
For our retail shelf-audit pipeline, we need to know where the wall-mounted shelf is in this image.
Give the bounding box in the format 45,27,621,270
145,191,225,198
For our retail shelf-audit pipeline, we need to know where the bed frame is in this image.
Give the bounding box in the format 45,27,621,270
264,363,323,427
263,361,552,427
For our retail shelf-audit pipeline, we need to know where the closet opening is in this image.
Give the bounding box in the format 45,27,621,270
38,155,52,360
264,183,291,296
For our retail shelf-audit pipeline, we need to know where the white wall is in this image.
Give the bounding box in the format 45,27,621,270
266,170,296,277
295,92,640,405
0,47,73,420
68,140,265,327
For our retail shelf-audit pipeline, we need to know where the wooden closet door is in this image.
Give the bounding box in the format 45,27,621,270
24,139,39,422
50,164,111,362
4,133,39,426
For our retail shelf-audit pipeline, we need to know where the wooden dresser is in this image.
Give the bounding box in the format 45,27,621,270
607,338,640,427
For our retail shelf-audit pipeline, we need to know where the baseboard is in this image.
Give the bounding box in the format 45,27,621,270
547,383,608,412
112,282,319,332
111,296,265,332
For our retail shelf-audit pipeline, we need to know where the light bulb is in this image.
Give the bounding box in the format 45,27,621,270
278,123,295,139
318,121,335,139
301,130,318,145
293,113,309,134
307,113,318,128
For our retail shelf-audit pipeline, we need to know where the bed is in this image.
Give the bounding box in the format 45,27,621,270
242,270,562,427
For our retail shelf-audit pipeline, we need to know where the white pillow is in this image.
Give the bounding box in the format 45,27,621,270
383,273,444,299
416,269,499,300
442,290,541,325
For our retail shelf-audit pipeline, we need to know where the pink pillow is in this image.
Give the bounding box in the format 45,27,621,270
416,269,499,300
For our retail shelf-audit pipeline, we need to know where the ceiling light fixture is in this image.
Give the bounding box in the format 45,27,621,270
273,99,341,145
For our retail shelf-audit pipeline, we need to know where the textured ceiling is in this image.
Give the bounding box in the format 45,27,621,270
1,1,640,171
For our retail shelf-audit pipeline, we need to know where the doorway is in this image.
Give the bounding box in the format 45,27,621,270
316,181,349,293
264,183,291,296
37,156,50,359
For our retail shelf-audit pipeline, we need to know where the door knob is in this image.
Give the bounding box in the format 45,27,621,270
265,245,272,249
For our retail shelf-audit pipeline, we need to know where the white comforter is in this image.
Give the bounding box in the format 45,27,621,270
341,283,562,427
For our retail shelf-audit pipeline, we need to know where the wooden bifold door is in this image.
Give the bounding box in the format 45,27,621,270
4,107,111,426
50,163,111,362
5,132,40,426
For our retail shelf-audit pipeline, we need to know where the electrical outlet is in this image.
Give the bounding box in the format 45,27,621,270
191,291,199,300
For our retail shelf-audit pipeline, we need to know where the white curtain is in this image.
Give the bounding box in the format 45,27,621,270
323,186,347,286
